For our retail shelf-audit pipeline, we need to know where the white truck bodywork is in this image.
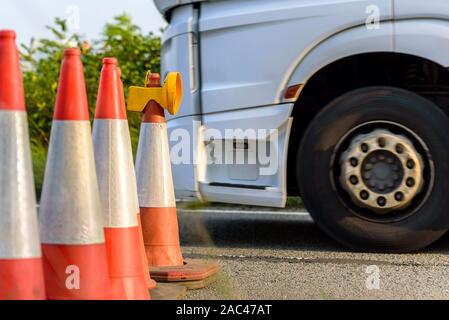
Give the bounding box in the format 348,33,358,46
155,0,449,207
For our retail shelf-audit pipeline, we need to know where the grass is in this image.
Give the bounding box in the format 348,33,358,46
31,143,47,199
285,196,303,208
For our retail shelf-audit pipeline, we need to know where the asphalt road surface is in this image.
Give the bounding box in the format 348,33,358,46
176,208,449,300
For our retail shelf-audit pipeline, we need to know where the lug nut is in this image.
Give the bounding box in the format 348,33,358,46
396,144,404,154
395,192,404,201
361,143,369,153
378,137,386,148
360,190,369,200
350,175,358,185
406,159,415,169
350,158,358,167
406,178,415,187
377,196,387,207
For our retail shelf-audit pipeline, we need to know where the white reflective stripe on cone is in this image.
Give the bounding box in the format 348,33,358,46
135,122,176,208
0,110,41,259
39,121,104,245
126,131,140,215
130,163,140,214
93,119,138,228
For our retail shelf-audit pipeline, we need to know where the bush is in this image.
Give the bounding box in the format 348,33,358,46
20,14,161,197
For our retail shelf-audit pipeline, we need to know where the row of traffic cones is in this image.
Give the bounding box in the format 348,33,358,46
0,30,218,300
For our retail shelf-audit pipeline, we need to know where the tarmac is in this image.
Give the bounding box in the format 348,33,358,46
177,207,449,300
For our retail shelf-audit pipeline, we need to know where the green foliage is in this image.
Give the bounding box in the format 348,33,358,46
21,14,161,150
31,142,47,198
20,14,161,196
285,197,304,208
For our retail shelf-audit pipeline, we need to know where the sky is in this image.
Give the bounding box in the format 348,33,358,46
0,0,167,46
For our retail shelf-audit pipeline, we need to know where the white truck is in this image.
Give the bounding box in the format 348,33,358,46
154,0,449,252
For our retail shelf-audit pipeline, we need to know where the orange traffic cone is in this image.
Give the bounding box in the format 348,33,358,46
93,58,149,300
116,67,157,291
39,48,110,300
0,30,46,300
131,73,219,287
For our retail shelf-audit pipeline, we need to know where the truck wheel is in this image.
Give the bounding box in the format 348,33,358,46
297,86,449,252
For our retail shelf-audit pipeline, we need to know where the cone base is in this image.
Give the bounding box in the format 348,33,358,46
150,259,220,284
0,258,46,300
42,243,110,300
166,272,220,290
104,227,150,300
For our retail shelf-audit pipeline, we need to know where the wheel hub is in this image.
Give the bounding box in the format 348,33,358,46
339,129,424,213
361,150,404,194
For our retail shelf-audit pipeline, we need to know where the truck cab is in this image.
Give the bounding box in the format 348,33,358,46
155,0,449,252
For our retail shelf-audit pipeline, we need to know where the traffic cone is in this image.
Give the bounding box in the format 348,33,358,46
116,67,157,291
93,58,149,300
128,72,220,288
0,30,46,300
39,48,110,300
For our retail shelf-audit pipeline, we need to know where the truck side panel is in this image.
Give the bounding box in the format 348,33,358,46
197,0,392,207
199,0,393,114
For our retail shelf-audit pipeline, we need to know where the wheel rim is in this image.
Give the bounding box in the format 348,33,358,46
339,129,424,213
332,121,434,221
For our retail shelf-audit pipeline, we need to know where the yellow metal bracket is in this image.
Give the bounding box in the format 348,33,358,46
127,72,182,115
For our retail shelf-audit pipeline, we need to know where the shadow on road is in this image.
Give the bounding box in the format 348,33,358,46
177,211,342,252
178,210,449,254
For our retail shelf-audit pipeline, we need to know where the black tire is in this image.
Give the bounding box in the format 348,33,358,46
298,86,449,252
